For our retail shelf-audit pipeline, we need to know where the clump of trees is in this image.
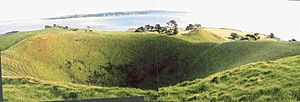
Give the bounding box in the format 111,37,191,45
134,20,204,35
244,33,260,40
232,32,282,41
230,33,240,40
230,33,261,41
135,25,156,32
44,24,79,31
289,39,297,42
135,20,179,35
135,27,145,32
185,24,201,31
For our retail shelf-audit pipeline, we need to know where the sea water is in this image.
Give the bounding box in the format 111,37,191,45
0,13,193,34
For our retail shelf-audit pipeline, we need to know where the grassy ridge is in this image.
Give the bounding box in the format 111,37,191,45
195,41,300,78
176,28,229,43
0,28,68,51
159,55,300,101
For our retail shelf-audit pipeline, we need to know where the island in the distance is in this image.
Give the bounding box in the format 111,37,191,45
45,10,187,20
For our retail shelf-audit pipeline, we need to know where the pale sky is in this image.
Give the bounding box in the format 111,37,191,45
0,0,300,40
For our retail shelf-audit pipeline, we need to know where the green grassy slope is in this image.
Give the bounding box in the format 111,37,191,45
1,28,300,101
202,27,278,41
3,77,157,102
159,55,300,101
176,28,229,43
3,55,300,101
0,28,68,51
202,27,251,39
1,28,217,90
194,41,300,78
2,28,300,90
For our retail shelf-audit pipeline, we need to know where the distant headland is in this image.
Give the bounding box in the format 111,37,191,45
45,10,187,20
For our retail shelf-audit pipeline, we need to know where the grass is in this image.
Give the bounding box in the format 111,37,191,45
0,28,68,51
1,28,300,101
202,27,251,39
2,28,300,88
158,55,300,101
2,77,157,102
3,55,300,101
196,41,300,78
175,28,229,43
2,28,218,89
202,27,278,41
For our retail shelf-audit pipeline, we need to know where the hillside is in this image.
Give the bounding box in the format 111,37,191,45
202,27,279,41
176,28,229,43
196,41,300,77
1,28,300,101
0,29,61,51
1,28,217,90
159,55,300,101
3,77,157,102
3,52,300,101
202,27,251,39
2,28,300,89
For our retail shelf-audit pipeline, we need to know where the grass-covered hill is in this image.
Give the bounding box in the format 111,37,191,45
202,27,279,41
196,41,300,77
2,28,217,90
0,29,56,51
176,28,229,43
2,28,300,89
1,27,300,101
159,55,300,101
3,52,300,101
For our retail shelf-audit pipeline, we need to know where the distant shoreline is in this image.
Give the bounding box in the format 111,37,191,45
45,10,187,20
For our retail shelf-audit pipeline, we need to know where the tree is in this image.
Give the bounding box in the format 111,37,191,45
185,24,195,31
194,24,201,28
240,37,249,41
63,26,68,29
144,25,151,32
254,33,261,40
245,34,259,41
155,24,162,34
166,20,178,35
289,39,297,42
45,25,51,29
135,27,145,32
230,33,239,40
150,26,155,32
269,33,275,38
161,27,168,34
254,33,259,36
